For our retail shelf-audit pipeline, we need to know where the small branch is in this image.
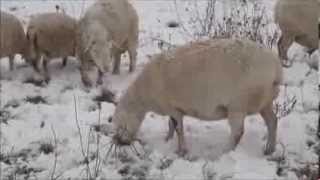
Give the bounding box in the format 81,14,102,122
86,128,92,179
94,103,102,177
73,96,85,156
104,143,114,163
173,0,194,39
73,95,91,179
202,160,209,180
50,125,58,180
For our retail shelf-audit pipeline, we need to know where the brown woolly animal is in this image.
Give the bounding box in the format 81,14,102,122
112,39,283,156
26,12,77,82
274,0,318,69
77,0,139,87
0,11,27,71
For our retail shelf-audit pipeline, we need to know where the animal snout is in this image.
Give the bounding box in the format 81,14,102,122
112,133,132,146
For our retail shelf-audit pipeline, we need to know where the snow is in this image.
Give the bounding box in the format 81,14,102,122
0,0,318,179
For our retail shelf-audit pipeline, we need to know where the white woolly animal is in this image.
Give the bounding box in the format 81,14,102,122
112,39,283,156
274,0,319,69
77,0,139,87
0,11,27,71
26,12,77,82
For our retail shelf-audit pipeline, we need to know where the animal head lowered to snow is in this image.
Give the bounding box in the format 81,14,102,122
76,0,139,87
111,111,143,146
112,126,134,146
77,20,113,87
111,91,147,146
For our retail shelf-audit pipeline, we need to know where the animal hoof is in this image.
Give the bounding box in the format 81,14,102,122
165,133,174,142
96,78,103,86
61,59,67,68
82,79,93,89
129,66,135,73
165,136,171,142
44,77,51,84
112,70,120,75
264,143,275,155
176,148,188,157
281,60,293,68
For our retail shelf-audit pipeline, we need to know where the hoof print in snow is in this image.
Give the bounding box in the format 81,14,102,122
166,20,180,28
39,143,54,154
25,96,47,104
23,78,46,87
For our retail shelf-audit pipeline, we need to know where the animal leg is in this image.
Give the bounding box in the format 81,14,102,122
260,104,277,155
112,51,121,75
8,54,15,71
31,54,42,74
227,111,245,150
128,43,137,73
42,56,50,83
277,34,294,67
61,57,68,68
80,66,92,88
96,70,104,86
165,117,177,141
173,116,187,157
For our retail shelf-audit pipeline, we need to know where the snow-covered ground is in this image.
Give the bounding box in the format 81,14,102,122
0,0,318,179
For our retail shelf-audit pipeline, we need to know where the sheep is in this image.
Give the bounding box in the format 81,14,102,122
0,11,27,71
76,0,139,87
26,12,77,82
274,0,318,69
111,38,283,156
